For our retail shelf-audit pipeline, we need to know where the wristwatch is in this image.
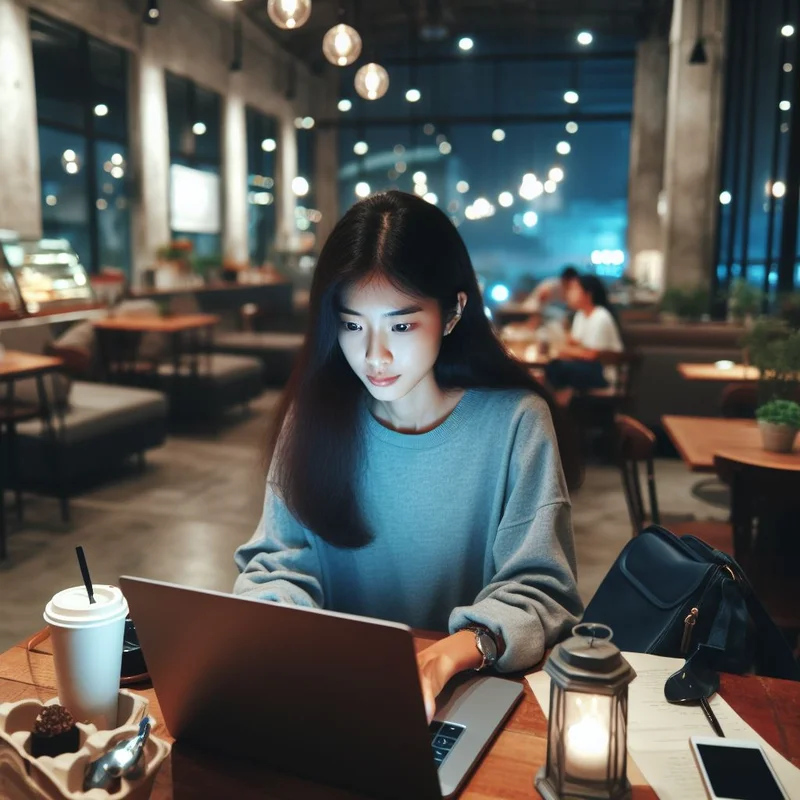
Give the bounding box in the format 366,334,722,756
465,626,498,671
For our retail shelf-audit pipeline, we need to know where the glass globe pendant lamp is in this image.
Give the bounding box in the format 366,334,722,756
322,24,362,66
267,0,311,30
354,62,389,100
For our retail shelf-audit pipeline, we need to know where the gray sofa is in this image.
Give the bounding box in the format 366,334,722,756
0,323,168,503
212,330,304,387
96,300,265,422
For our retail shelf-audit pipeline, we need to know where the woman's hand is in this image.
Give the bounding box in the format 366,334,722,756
416,630,483,722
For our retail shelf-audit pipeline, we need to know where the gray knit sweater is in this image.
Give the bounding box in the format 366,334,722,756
234,388,583,672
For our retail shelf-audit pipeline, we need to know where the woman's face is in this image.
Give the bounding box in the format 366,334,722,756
566,280,587,311
337,275,447,403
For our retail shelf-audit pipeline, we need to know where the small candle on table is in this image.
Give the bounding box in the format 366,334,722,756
564,713,610,781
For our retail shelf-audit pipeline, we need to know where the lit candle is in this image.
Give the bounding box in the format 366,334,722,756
564,712,610,781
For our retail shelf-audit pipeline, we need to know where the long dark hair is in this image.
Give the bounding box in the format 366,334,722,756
578,274,625,345
268,191,582,547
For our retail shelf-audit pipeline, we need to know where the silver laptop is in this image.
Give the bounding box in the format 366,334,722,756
120,576,523,799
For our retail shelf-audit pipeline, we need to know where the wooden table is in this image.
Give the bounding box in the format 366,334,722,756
2,631,799,799
93,313,220,334
677,362,760,381
0,352,66,560
663,416,800,472
0,351,63,379
93,314,220,382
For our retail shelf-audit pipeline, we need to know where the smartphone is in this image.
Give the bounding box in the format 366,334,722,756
690,736,789,800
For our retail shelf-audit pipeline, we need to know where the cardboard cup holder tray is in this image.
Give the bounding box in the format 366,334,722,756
0,690,170,799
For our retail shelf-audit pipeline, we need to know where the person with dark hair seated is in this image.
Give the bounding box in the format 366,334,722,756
544,274,624,406
521,265,580,313
234,191,583,721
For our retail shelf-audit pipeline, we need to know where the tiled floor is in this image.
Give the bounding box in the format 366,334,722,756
0,391,726,652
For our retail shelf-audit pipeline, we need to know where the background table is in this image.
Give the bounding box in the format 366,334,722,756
503,340,552,368
677,363,759,381
0,351,66,559
662,416,800,472
94,314,220,382
2,630,799,799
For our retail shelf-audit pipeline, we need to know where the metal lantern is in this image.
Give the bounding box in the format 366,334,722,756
322,24,362,66
354,63,390,100
535,623,636,800
267,0,311,30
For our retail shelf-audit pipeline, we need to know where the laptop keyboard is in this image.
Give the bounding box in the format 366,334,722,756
429,721,466,768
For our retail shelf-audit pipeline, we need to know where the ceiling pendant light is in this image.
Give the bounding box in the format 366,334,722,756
267,0,312,30
322,23,362,66
355,63,390,100
143,0,160,24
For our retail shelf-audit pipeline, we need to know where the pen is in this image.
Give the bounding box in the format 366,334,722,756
700,696,725,737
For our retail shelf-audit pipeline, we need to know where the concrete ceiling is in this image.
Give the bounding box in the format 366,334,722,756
241,0,673,71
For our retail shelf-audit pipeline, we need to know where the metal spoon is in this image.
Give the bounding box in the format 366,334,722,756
664,661,725,737
83,717,151,791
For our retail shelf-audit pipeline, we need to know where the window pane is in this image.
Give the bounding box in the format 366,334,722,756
95,141,131,273
194,86,221,163
171,159,222,260
296,128,316,240
89,39,127,141
247,108,278,264
39,126,92,268
338,118,630,290
31,13,85,129
166,73,192,158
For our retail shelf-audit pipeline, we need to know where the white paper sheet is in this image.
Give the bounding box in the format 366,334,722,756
527,652,800,800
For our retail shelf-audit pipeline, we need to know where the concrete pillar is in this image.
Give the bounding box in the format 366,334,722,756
314,127,338,248
662,0,727,289
222,73,248,264
627,38,669,291
129,28,171,283
276,114,298,252
0,0,42,238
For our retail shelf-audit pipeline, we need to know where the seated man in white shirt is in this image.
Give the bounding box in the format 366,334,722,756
521,266,579,314
544,274,624,406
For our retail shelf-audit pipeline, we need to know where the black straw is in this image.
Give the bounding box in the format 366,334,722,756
75,546,95,605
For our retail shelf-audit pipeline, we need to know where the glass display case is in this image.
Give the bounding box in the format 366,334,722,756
0,237,94,314
0,232,25,319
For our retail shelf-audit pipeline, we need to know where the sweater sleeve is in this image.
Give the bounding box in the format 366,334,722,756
448,396,583,671
233,481,325,607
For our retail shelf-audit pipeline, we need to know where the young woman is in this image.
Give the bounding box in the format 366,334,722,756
234,191,583,720
544,274,624,404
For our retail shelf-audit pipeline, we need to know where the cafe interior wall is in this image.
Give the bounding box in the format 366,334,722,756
0,0,337,281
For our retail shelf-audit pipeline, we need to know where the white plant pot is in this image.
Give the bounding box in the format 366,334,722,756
758,421,798,453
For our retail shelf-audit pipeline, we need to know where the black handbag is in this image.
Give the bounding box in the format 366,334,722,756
582,525,800,681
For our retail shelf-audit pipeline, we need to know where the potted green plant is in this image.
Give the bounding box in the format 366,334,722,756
659,285,710,322
756,399,800,453
727,279,762,325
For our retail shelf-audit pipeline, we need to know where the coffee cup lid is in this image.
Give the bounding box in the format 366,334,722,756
44,585,128,629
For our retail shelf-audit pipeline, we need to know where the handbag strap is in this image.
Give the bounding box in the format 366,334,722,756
688,572,800,681
744,586,800,681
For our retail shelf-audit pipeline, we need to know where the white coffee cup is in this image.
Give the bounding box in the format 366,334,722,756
43,584,128,729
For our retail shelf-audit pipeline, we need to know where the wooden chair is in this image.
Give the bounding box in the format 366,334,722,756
570,351,641,459
720,382,758,419
714,454,800,637
615,414,734,553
